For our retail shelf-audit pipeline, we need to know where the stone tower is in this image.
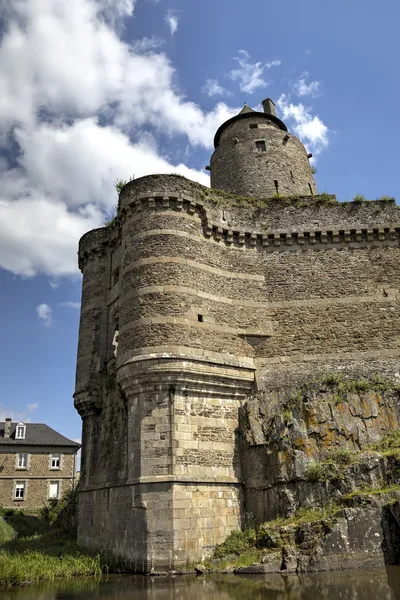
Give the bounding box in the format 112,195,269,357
74,99,400,573
210,98,317,198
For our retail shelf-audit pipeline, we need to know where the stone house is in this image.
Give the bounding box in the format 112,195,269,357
0,418,80,509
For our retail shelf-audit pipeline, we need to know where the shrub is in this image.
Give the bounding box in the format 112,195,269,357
213,529,256,558
372,431,400,453
330,448,354,465
352,193,366,202
377,195,395,202
0,518,16,544
40,486,78,537
305,461,338,482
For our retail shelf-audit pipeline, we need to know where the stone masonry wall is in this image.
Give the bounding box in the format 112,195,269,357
75,174,400,570
0,450,76,509
210,115,317,198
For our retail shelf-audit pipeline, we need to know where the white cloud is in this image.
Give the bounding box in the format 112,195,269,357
0,403,39,422
36,303,53,327
165,9,179,35
277,94,328,157
202,79,231,98
133,36,164,53
230,50,281,94
293,73,320,97
61,301,81,309
0,0,239,278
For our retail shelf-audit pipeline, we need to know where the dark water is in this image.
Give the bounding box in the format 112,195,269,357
2,568,400,600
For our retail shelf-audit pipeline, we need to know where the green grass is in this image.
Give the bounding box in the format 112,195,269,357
342,483,400,501
0,530,108,588
0,518,16,544
372,431,400,454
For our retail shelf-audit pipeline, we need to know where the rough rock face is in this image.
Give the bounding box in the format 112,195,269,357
242,381,400,521
236,379,400,571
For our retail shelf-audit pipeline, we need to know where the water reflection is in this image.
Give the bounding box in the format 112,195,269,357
1,568,400,600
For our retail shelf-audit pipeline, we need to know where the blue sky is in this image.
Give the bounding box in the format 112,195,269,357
0,0,398,445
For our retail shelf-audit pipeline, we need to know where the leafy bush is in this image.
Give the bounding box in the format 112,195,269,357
40,486,78,537
352,193,366,202
213,529,256,558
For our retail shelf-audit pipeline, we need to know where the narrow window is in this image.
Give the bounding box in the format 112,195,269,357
49,481,60,499
17,453,28,469
308,183,313,196
250,124,258,129
274,180,279,195
15,482,25,500
198,314,204,323
290,170,294,180
255,140,266,152
15,424,26,440
51,453,61,470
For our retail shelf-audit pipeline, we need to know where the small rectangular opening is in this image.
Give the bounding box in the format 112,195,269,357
250,124,258,129
274,180,279,194
308,183,314,196
198,314,204,322
255,140,266,152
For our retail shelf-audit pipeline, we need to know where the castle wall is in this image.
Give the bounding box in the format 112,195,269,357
75,174,400,571
210,115,317,198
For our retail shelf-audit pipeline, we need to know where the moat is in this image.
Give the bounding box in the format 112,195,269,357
2,569,400,600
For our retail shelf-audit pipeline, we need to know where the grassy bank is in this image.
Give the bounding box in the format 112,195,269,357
0,530,106,587
0,491,111,588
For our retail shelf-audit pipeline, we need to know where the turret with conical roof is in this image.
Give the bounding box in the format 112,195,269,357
210,98,317,199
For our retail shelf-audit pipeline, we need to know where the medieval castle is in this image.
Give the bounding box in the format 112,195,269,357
74,99,400,572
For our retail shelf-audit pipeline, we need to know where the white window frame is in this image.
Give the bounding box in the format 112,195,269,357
50,453,61,470
48,480,60,499
15,424,26,440
17,452,28,470
14,481,25,500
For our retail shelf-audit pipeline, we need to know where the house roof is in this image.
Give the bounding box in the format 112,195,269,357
0,422,80,449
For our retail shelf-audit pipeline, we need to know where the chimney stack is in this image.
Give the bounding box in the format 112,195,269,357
262,98,276,117
4,418,11,438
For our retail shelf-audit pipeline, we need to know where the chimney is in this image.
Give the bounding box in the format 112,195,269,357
262,98,276,117
4,418,11,438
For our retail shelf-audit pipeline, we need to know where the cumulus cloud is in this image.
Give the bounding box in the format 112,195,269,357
277,94,328,157
165,9,179,35
36,303,53,327
230,50,281,94
0,0,238,278
293,73,321,97
61,302,81,309
202,79,231,98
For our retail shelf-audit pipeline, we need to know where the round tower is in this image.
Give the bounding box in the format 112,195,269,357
210,98,317,199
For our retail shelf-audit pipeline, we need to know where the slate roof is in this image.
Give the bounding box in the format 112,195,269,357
238,104,255,114
0,422,80,448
